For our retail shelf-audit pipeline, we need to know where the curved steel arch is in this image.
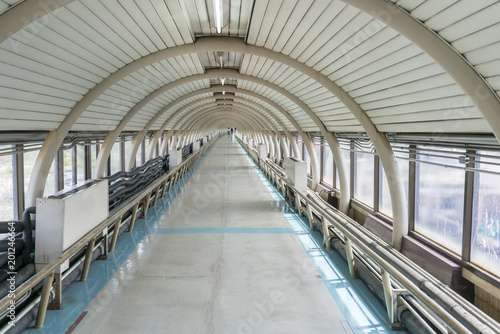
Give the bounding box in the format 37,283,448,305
24,35,400,246
195,112,258,134
155,92,299,165
151,98,289,162
147,94,296,161
172,104,279,157
122,85,316,181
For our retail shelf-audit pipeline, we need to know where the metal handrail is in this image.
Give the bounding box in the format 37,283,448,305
236,136,498,334
0,135,220,326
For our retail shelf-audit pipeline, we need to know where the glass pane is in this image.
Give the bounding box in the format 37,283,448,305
415,146,465,254
303,148,310,173
24,150,39,199
336,146,351,190
90,144,97,179
110,142,121,175
471,151,500,275
77,145,85,184
0,148,14,220
136,141,143,168
125,140,134,170
323,145,334,186
380,153,409,217
354,149,374,207
63,149,72,189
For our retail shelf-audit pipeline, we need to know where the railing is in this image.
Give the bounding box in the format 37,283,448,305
0,134,220,329
236,136,500,334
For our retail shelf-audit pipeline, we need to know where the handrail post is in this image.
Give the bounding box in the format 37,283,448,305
321,216,331,250
47,270,62,310
286,186,293,206
35,271,54,328
80,237,96,282
109,216,123,252
306,202,314,230
128,203,139,232
381,269,396,324
167,175,174,192
152,185,161,207
143,192,152,218
160,179,168,198
295,193,302,216
345,237,357,278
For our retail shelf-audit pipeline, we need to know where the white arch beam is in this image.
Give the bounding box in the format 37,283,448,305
25,36,402,248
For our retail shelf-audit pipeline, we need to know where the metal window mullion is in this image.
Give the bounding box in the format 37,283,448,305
12,144,24,220
462,149,475,261
106,155,111,177
350,140,354,199
320,138,324,181
141,140,146,165
374,154,380,212
84,143,91,180
408,145,417,231
120,140,125,172
56,149,63,191
72,145,77,185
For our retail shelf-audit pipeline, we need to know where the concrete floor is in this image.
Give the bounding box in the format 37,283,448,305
70,136,355,333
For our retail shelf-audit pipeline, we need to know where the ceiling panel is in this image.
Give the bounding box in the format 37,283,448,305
0,0,498,137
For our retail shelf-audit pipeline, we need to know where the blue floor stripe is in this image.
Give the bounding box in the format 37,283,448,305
150,227,295,234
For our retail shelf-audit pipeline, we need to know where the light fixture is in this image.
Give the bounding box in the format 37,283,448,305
222,91,225,95
220,78,225,85
217,51,223,68
214,0,223,34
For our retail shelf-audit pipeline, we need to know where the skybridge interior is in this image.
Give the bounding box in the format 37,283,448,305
0,0,500,333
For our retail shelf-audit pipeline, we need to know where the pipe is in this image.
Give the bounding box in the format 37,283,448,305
22,207,36,265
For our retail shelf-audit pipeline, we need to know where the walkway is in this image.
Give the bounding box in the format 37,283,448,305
28,135,395,334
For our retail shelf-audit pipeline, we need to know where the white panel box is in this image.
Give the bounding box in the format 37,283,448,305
248,139,254,149
258,144,267,160
285,157,308,194
193,141,200,152
35,180,109,271
170,149,183,167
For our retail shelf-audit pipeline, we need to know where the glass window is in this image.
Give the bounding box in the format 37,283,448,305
354,148,374,207
90,144,97,179
313,140,321,175
0,147,14,220
336,145,351,190
76,145,85,184
63,149,72,189
136,141,143,167
471,151,500,275
110,142,121,175
415,146,465,254
380,150,409,218
24,150,39,199
303,144,310,173
323,145,334,186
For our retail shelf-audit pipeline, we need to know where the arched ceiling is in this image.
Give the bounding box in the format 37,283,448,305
0,0,499,141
